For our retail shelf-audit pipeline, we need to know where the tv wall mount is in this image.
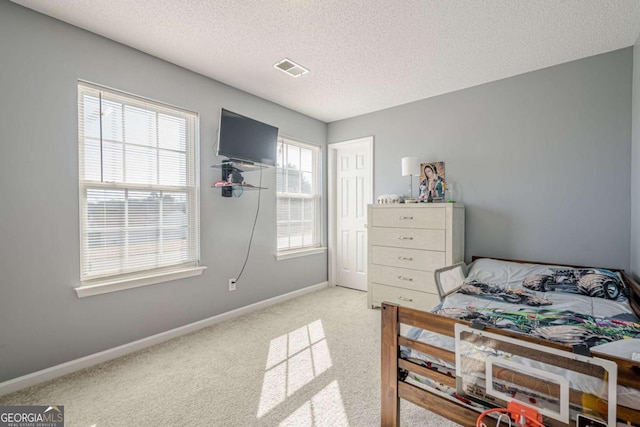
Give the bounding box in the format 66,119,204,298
211,160,267,197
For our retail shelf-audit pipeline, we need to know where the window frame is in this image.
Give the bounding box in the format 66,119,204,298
276,137,324,259
76,81,203,297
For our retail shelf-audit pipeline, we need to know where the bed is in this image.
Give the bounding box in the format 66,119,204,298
380,257,640,427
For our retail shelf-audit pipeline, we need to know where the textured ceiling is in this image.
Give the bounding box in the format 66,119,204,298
11,0,640,122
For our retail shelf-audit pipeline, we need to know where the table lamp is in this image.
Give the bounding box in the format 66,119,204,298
401,157,420,199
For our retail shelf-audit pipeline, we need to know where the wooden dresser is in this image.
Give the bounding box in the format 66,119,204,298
367,203,465,310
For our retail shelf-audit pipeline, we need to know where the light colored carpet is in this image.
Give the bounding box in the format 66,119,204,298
0,286,460,427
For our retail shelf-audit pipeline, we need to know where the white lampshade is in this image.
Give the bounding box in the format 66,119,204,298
401,157,420,177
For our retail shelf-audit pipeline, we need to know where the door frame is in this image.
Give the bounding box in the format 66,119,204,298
327,136,374,288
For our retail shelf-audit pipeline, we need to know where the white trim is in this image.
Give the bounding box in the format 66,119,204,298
277,134,319,151
1,281,329,397
276,246,327,260
328,137,373,148
78,79,199,115
276,137,322,252
75,266,207,298
327,137,374,287
77,82,200,284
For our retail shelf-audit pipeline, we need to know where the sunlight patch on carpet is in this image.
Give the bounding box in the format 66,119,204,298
257,320,333,418
279,380,348,427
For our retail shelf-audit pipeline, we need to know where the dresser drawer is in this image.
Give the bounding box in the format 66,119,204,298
371,246,445,271
371,207,445,229
369,227,445,251
370,283,440,311
368,264,437,293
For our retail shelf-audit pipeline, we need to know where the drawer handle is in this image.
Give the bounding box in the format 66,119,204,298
397,276,413,281
399,216,414,220
398,256,413,261
398,236,414,240
398,296,414,302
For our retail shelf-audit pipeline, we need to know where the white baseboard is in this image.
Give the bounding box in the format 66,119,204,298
0,281,328,397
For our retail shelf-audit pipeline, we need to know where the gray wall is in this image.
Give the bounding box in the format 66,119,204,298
329,48,633,269
633,39,640,279
0,1,327,382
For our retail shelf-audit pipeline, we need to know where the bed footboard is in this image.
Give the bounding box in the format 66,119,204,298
381,303,496,426
381,302,640,427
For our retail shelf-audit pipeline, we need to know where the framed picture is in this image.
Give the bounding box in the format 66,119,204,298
419,162,446,201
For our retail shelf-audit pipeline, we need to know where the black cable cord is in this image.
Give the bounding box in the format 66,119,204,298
235,166,262,283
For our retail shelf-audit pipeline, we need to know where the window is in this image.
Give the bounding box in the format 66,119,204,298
276,137,321,254
77,82,200,290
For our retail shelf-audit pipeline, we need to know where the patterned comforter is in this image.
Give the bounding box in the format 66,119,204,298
437,259,640,350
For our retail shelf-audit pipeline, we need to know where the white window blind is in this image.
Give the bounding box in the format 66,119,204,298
78,82,199,284
276,138,320,252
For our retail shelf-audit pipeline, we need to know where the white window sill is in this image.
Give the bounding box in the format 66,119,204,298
276,247,327,261
75,266,207,298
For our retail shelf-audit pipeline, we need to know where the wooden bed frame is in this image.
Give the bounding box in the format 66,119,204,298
380,257,640,427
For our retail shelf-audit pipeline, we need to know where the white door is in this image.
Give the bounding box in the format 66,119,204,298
330,138,373,291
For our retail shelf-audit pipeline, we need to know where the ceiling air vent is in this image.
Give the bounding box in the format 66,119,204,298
274,58,309,77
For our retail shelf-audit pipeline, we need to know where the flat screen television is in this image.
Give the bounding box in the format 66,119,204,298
217,108,278,167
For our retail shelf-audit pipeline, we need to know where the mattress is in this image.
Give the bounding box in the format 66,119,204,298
402,258,640,412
